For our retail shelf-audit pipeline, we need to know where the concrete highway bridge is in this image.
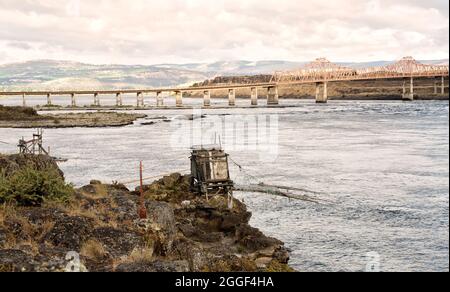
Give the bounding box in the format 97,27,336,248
1,57,448,108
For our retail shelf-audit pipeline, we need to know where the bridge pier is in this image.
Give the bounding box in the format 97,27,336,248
175,91,183,107
46,94,52,106
156,92,164,107
116,93,123,106
402,77,414,101
71,93,76,107
434,78,439,94
228,89,236,106
22,94,26,107
137,92,144,107
251,87,258,106
315,82,328,103
267,86,279,105
442,76,445,95
203,90,211,107
94,93,100,106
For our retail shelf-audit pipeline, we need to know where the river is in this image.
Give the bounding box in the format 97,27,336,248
0,99,448,272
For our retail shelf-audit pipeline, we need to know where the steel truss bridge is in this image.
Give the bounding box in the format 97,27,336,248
0,56,448,107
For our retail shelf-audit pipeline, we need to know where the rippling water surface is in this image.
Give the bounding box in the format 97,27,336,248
0,99,448,272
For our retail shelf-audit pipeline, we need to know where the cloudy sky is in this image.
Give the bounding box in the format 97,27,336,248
0,0,448,65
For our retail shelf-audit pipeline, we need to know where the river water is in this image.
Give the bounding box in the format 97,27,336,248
0,98,448,272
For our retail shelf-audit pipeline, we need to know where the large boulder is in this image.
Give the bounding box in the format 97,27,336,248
92,227,144,257
175,195,252,234
141,201,177,256
141,173,194,203
0,154,64,178
44,216,94,250
236,224,283,252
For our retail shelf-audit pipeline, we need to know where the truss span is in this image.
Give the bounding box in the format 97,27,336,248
270,57,449,84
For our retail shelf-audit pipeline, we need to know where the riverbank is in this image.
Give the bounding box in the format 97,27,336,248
0,106,146,128
0,154,293,272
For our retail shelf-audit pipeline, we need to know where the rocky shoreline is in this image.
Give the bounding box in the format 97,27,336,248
0,155,293,272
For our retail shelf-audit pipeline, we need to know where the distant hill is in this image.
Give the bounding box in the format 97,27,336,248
0,60,211,91
0,59,448,91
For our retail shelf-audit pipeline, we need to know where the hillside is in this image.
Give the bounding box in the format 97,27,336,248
0,59,447,91
0,60,211,91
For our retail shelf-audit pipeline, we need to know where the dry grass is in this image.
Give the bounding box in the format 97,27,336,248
57,188,120,229
114,238,155,268
34,220,55,242
80,239,108,261
0,203,54,253
126,246,154,263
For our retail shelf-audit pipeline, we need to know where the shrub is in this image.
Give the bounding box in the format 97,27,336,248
0,105,41,121
0,166,74,206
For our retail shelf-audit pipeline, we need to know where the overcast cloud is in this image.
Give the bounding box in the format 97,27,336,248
0,0,448,65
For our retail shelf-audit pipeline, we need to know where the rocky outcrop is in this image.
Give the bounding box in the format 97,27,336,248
0,154,64,178
0,172,294,272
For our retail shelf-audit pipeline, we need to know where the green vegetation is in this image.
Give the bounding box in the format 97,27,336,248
0,166,74,206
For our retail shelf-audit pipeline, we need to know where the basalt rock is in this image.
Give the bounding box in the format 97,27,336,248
0,154,64,178
92,227,144,257
0,250,35,272
0,172,294,272
44,216,94,250
236,224,283,252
